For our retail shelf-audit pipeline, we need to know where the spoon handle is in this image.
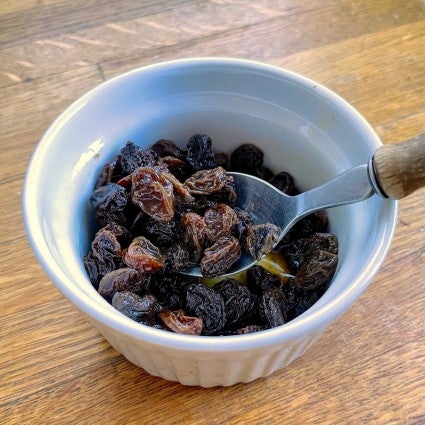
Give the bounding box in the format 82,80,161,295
372,134,425,199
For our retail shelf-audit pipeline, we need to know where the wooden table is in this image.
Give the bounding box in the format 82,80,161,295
1,1,424,423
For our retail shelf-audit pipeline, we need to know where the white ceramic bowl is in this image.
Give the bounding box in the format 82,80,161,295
23,58,397,387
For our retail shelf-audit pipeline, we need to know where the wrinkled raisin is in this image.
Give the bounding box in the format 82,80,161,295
213,279,255,327
246,265,281,295
90,183,128,227
132,166,175,222
151,139,187,160
98,267,147,302
159,309,203,335
119,141,158,174
200,236,242,278
258,288,287,328
181,212,207,262
203,203,238,243
112,291,161,323
270,171,300,195
246,223,280,260
186,284,226,335
186,134,216,171
123,236,165,273
230,143,264,172
294,250,338,290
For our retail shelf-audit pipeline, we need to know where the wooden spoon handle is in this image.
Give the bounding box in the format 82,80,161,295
372,134,425,199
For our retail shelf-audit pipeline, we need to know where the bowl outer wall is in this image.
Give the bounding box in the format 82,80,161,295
22,58,398,353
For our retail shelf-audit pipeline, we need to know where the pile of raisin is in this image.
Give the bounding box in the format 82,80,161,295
84,134,338,336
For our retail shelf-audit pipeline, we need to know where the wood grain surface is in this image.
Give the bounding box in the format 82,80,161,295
1,1,424,424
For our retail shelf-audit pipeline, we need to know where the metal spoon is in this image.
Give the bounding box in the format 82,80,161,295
181,134,425,277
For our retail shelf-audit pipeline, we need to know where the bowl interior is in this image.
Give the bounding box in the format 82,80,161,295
24,59,396,343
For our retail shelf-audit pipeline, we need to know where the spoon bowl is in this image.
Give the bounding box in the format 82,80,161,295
181,134,425,278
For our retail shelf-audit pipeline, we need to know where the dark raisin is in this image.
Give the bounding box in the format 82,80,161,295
294,250,338,290
111,291,161,323
258,288,287,328
237,325,264,334
232,207,253,245
246,223,280,260
160,156,188,180
252,166,273,182
278,232,338,272
141,216,180,249
90,183,128,227
164,244,190,272
149,274,196,310
293,210,329,237
270,172,300,195
122,236,165,273
84,251,101,288
200,236,242,278
119,142,158,174
203,203,238,243
151,139,187,160
186,134,216,171
214,152,229,169
213,279,255,327
159,309,203,335
98,267,148,303
246,265,281,294
230,144,264,172
131,166,175,222
185,284,226,335
90,227,124,281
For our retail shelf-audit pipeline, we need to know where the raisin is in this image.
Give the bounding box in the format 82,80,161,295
246,223,280,260
203,203,238,243
98,267,148,303
278,232,338,272
287,285,325,320
200,236,242,278
186,134,216,171
232,207,253,246
119,142,158,174
258,288,287,328
230,144,264,172
293,210,329,237
294,250,338,290
131,166,175,222
237,325,264,334
151,139,187,160
214,152,229,169
159,309,203,335
270,171,300,196
122,236,165,273
184,166,237,205
186,283,226,335
181,212,207,262
111,291,161,323
95,155,122,188
84,252,101,288
246,265,281,294
141,216,180,249
252,166,274,182
160,156,188,180
101,222,132,246
90,227,124,281
164,244,190,272
213,279,255,327
149,274,195,310
90,183,128,227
